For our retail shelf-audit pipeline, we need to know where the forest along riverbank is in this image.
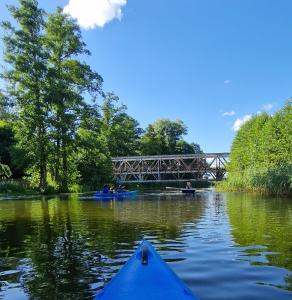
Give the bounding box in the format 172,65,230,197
0,192,292,300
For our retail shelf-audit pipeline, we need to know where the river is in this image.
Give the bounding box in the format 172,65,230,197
0,191,292,299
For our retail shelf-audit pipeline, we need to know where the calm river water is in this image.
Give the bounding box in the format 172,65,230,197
0,191,292,300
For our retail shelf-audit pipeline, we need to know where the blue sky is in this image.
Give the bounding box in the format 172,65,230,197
0,0,291,152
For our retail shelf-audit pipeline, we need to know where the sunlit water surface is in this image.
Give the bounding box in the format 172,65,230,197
0,191,292,299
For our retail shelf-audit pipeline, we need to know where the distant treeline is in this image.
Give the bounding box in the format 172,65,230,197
0,0,202,193
218,101,292,196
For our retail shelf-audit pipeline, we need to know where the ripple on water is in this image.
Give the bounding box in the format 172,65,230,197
0,192,292,299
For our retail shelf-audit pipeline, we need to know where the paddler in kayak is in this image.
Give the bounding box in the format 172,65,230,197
101,184,110,194
186,181,193,189
116,185,127,193
109,185,116,193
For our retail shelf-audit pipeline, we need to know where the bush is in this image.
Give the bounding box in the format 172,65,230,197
0,180,35,195
219,101,292,197
217,164,292,196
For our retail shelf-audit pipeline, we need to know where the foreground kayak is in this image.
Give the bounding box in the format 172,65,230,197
94,191,138,198
95,240,199,300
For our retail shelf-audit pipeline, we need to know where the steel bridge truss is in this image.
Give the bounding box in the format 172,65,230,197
112,153,229,183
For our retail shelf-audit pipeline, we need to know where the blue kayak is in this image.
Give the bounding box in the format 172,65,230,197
94,240,199,300
94,191,138,198
181,189,196,194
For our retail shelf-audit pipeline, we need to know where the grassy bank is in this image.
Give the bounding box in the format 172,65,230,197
0,180,38,196
0,179,212,197
216,165,292,196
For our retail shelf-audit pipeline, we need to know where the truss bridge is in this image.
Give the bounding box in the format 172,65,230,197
112,153,229,183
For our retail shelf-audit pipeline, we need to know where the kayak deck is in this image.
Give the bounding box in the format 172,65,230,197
95,240,199,300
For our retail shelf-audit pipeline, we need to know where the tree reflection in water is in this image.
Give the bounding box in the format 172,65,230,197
227,193,292,291
0,194,205,299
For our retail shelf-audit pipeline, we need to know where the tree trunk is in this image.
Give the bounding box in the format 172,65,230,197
38,125,47,193
61,132,68,192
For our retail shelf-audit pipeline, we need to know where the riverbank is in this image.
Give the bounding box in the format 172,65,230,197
0,181,38,196
0,179,213,197
216,165,292,197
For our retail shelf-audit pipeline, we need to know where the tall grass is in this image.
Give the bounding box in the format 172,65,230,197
216,164,292,196
0,180,36,195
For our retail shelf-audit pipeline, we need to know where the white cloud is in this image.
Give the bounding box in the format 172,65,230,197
63,0,127,29
224,79,231,84
232,114,252,132
262,103,273,111
222,110,236,117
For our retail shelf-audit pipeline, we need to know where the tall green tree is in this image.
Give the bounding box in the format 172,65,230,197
140,119,201,155
1,0,49,192
101,93,142,157
45,8,103,191
263,100,292,167
74,105,112,189
0,90,11,120
0,120,13,167
228,113,270,171
220,100,292,195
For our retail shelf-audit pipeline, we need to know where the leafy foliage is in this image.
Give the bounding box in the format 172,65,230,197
0,120,14,167
140,119,202,155
0,120,27,178
74,104,112,190
44,8,103,192
0,163,12,178
101,93,143,157
0,91,12,120
1,0,49,192
219,100,292,196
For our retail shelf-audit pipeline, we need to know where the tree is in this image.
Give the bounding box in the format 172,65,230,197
0,120,29,178
0,120,14,167
221,100,292,195
228,113,270,172
44,8,103,191
75,129,112,190
0,90,12,121
72,103,112,189
140,119,201,155
1,0,49,192
175,140,203,154
263,100,292,167
101,93,142,157
0,163,12,178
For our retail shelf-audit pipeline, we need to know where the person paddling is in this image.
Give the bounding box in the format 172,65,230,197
101,184,110,194
116,185,126,193
186,181,192,189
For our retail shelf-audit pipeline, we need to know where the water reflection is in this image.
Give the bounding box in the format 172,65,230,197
0,193,205,299
227,193,292,291
0,192,291,300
